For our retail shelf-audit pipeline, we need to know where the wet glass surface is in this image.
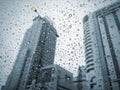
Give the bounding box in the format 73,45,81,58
0,0,118,89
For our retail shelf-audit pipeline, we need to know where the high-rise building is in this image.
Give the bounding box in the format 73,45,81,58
4,16,58,90
83,1,120,90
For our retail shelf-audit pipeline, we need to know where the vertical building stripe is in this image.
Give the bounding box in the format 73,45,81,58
112,11,120,34
102,16,120,88
95,16,112,90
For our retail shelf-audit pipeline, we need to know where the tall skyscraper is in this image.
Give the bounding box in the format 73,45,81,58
4,16,58,90
83,1,120,90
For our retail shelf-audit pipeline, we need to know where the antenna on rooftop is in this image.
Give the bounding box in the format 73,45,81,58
31,7,41,18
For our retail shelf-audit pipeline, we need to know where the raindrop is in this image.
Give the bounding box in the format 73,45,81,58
0,22,3,24
12,33,14,35
4,60,7,63
69,25,72,28
0,56,2,59
68,14,72,18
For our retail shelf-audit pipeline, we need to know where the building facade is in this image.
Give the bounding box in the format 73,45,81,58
77,66,87,90
4,16,58,90
83,1,120,90
33,64,73,90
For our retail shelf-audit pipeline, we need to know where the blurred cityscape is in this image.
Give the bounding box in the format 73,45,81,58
1,0,120,90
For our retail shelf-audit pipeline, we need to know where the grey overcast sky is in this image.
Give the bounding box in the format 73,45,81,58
0,0,119,88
